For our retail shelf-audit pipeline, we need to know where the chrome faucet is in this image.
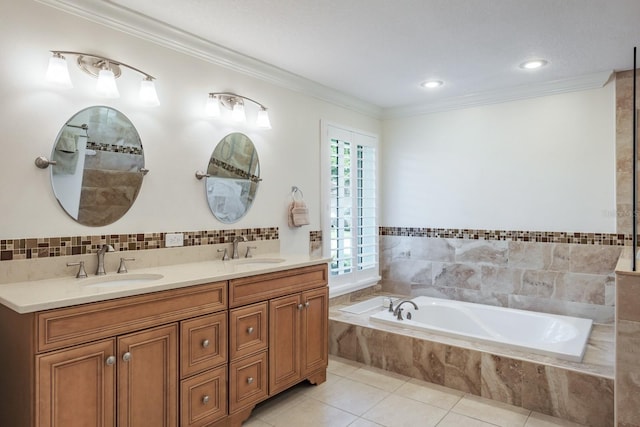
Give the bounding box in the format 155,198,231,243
96,244,115,275
393,300,419,320
231,235,246,259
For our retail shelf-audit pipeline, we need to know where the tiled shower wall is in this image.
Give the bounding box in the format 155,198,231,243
379,229,622,323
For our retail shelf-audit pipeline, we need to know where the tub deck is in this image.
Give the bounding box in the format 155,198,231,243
329,293,614,427
330,294,613,379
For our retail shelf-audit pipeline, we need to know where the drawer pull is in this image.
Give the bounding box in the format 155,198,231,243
304,301,310,308
297,304,303,310
247,327,254,334
105,356,116,366
202,395,210,404
202,339,210,348
122,352,131,362
247,377,254,384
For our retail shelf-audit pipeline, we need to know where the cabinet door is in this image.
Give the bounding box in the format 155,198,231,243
118,324,178,427
36,339,116,427
268,294,302,394
301,287,329,376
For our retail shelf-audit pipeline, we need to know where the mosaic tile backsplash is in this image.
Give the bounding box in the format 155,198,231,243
0,227,278,262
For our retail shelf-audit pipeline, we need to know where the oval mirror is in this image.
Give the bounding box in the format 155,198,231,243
50,106,146,226
205,132,260,223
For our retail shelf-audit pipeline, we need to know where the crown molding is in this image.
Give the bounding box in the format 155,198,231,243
36,0,383,118
36,1,613,121
382,70,614,119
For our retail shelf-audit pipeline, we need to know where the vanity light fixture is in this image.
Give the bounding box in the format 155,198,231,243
519,59,549,70
45,51,160,106
206,92,271,129
420,80,444,89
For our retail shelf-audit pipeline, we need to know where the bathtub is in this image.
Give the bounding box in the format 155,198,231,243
369,296,593,362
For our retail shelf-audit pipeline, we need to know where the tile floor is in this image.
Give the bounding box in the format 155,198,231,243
242,355,587,427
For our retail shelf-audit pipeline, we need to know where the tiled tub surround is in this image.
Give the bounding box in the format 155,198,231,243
329,300,614,427
614,251,640,427
380,235,621,323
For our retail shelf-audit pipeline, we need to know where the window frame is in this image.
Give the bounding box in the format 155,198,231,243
320,121,380,297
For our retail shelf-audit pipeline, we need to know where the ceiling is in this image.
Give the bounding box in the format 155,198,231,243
52,0,640,115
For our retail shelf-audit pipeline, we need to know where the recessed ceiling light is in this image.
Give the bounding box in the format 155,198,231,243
519,59,549,70
420,80,444,89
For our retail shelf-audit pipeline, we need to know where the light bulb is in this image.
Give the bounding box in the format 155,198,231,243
205,94,221,117
256,108,271,129
96,68,119,98
520,59,548,70
139,77,160,106
45,54,73,88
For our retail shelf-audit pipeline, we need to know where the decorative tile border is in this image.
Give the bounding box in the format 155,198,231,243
379,226,629,246
86,141,143,155
0,227,279,262
309,230,322,243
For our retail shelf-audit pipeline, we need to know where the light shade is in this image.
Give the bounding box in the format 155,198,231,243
256,108,271,129
205,94,221,117
96,69,119,98
45,54,73,88
139,78,160,106
232,101,246,122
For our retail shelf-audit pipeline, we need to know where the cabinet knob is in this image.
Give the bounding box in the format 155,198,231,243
202,395,210,404
298,304,303,310
247,377,254,384
202,339,210,348
105,356,116,366
122,352,132,362
304,301,310,308
247,327,254,334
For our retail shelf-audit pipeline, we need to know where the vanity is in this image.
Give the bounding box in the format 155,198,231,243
0,256,328,427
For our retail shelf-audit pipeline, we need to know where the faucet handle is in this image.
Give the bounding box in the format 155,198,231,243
245,246,257,258
118,258,135,274
67,261,88,278
217,248,229,261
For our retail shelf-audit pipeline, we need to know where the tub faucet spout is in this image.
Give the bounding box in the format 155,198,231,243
393,300,418,320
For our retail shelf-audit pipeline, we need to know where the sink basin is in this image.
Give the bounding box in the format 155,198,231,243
82,273,164,288
234,257,286,265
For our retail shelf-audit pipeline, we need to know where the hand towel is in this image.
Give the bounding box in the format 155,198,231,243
288,200,310,227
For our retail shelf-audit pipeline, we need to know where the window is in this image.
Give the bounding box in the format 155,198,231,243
322,123,379,295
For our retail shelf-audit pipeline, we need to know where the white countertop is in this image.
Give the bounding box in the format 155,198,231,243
0,253,329,314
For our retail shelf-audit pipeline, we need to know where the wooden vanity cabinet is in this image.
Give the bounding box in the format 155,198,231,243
0,280,226,427
228,264,328,425
0,263,328,427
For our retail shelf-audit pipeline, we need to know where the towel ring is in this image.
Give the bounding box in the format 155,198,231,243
291,186,304,200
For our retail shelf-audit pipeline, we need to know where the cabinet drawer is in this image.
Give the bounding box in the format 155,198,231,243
181,312,228,378
229,264,327,307
229,351,268,413
37,281,227,352
180,366,227,427
229,302,268,360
